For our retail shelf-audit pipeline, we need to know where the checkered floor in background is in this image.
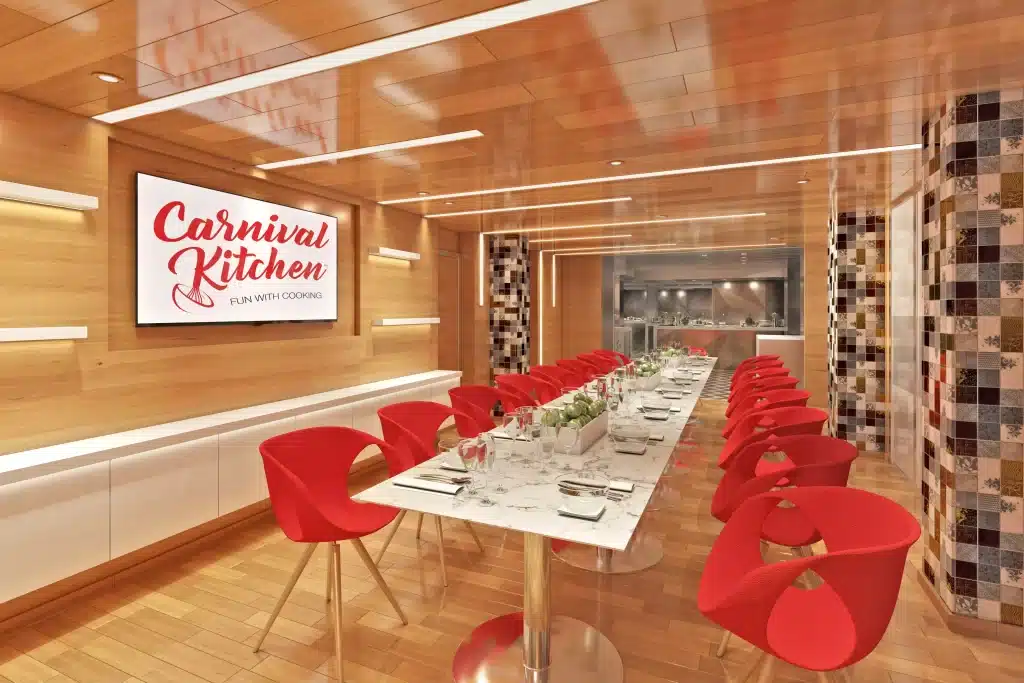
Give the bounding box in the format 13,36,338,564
700,368,732,400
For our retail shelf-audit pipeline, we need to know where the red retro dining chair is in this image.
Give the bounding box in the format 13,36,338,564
718,406,828,470
376,402,485,585
255,427,410,681
496,373,559,404
699,486,920,681
578,352,619,373
558,357,600,381
735,354,781,372
722,389,812,438
731,358,785,386
595,349,630,365
726,376,801,417
689,346,708,356
532,364,584,390
449,385,524,437
730,366,791,398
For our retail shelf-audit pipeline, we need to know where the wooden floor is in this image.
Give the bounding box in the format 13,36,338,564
2,400,1023,683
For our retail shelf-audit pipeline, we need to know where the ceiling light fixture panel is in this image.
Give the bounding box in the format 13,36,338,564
484,212,766,235
425,196,631,218
256,130,483,169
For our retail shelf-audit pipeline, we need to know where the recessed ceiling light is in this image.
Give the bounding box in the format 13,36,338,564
92,0,601,123
609,160,624,166
655,214,667,219
425,196,631,218
380,144,919,204
256,130,483,170
444,201,454,205
484,212,765,235
93,72,123,83
723,282,733,289
529,233,633,243
797,174,810,184
418,191,429,196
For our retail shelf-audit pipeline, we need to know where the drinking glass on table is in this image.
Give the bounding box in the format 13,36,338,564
458,437,496,505
555,423,581,472
537,409,561,474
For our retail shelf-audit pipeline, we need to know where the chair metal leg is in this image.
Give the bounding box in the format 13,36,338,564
329,542,344,682
434,516,448,587
253,542,318,653
716,630,731,657
755,656,775,683
326,545,334,603
415,512,424,539
351,538,408,625
374,510,406,564
735,650,767,683
462,520,484,552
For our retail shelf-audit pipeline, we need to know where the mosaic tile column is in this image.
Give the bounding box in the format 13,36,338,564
920,90,1024,626
488,234,531,376
826,211,888,452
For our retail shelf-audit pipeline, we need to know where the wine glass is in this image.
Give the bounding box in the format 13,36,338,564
474,436,498,505
501,411,520,439
555,423,580,471
537,409,561,474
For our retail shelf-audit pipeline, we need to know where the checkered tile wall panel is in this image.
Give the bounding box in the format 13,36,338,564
488,234,531,375
920,91,1024,627
827,211,888,452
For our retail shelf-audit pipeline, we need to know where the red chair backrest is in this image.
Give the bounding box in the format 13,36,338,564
260,426,407,543
698,487,920,671
725,376,800,416
495,373,558,404
449,385,523,437
557,358,598,381
722,389,812,438
689,347,708,356
578,352,618,373
378,401,462,467
735,354,780,371
730,366,791,394
711,434,857,524
718,406,828,469
533,364,583,389
594,349,630,365
731,358,784,384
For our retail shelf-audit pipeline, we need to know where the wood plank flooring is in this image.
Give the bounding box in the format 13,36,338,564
2,400,1022,683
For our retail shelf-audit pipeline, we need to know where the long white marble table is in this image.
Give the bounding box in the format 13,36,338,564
355,357,718,683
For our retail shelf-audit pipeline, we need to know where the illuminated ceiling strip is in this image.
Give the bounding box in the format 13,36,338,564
424,196,630,218
553,243,783,257
257,131,483,169
529,233,633,243
547,242,677,254
380,144,920,204
485,212,766,235
93,0,601,124
477,233,485,306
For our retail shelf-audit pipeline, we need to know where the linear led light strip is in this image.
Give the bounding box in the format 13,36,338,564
93,0,601,124
381,144,920,204
552,243,782,256
547,242,677,253
257,131,483,169
530,233,633,243
485,212,766,235
425,196,630,218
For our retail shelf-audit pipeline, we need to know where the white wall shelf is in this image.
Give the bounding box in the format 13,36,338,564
368,246,421,261
0,180,99,211
371,317,441,326
0,327,88,343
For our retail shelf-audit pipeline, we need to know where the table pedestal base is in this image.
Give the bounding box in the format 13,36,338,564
554,535,664,574
452,614,622,683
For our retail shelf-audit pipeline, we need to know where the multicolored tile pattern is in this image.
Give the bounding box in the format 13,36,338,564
488,234,531,375
920,90,1024,627
827,211,888,452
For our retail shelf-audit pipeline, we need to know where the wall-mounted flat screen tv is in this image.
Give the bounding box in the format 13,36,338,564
136,173,338,326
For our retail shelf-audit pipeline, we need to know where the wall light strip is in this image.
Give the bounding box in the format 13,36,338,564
93,0,601,124
0,327,89,343
372,317,440,326
257,131,483,169
424,196,630,218
381,144,920,204
548,242,677,253
485,212,766,235
530,233,633,244
477,233,485,306
552,243,783,257
554,246,689,257
369,246,421,261
538,251,545,364
551,253,557,307
0,180,99,211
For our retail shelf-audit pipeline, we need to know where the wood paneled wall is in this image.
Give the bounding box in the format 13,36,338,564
801,205,830,408
0,93,448,454
456,232,489,386
557,255,604,359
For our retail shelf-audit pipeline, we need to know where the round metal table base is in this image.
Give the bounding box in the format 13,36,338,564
453,614,622,683
554,534,664,574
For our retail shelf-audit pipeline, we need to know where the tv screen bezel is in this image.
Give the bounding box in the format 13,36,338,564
134,172,341,328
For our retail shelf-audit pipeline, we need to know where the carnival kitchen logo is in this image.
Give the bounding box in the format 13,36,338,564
136,173,339,325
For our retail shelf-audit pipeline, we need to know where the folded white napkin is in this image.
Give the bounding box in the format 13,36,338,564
393,476,463,495
557,500,606,520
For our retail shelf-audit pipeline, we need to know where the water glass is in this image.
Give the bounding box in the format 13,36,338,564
555,423,580,455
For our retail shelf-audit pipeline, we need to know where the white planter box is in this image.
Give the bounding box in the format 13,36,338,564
567,411,609,454
635,372,662,391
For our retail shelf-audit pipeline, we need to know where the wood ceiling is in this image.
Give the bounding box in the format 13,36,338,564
2,0,1023,246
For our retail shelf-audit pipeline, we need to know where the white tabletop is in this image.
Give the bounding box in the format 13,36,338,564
355,358,718,551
